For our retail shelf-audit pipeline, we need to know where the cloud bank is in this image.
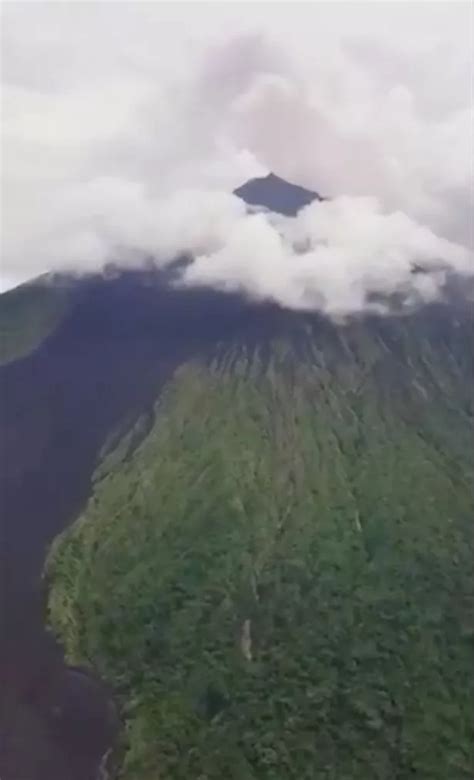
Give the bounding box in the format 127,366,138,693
2,2,472,315
182,195,471,316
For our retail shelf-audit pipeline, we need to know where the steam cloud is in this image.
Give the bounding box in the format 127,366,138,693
2,3,473,315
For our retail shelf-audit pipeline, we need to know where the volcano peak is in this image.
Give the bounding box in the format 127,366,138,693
233,171,322,216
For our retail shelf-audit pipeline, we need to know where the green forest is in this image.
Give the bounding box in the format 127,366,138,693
46,319,474,779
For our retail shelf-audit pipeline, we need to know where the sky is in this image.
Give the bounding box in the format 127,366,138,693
1,1,473,315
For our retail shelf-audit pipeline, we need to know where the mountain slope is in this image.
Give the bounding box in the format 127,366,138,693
46,314,474,780
2,173,473,780
0,279,70,365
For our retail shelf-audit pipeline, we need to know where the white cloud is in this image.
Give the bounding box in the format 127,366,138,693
182,196,472,316
1,2,472,312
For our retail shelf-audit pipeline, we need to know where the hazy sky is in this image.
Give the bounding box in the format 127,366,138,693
1,1,472,314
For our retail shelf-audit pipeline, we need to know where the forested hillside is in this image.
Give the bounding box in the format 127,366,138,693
46,311,474,780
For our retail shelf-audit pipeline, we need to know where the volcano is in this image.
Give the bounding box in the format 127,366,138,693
0,175,472,780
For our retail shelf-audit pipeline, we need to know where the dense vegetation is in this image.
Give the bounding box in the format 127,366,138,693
0,280,69,364
47,313,474,779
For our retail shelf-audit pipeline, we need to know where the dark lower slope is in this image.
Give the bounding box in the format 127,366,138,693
0,272,289,780
46,316,474,780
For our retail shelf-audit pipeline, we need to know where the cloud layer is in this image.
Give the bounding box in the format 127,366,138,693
182,196,472,316
2,3,472,314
